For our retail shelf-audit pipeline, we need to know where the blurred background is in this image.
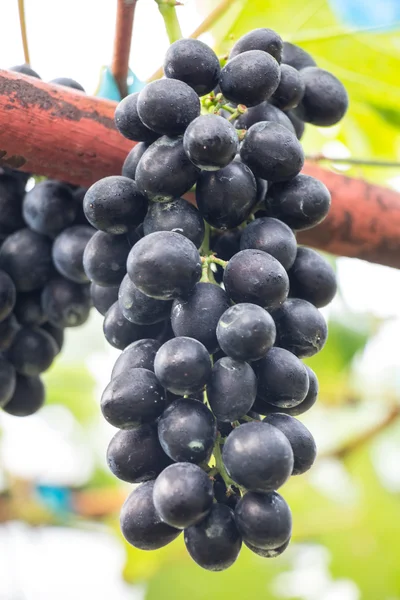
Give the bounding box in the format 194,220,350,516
1,1,400,598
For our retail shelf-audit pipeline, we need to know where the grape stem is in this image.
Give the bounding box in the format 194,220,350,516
212,433,236,490
111,0,137,98
155,0,183,45
18,0,30,65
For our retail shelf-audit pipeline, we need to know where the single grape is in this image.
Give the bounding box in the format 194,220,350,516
229,28,283,63
271,64,305,110
282,42,316,70
23,180,77,237
240,121,304,182
103,301,164,350
217,304,276,362
107,423,172,483
183,115,239,171
101,367,165,429
7,327,58,376
222,422,293,492
158,398,217,463
83,230,131,287
90,283,119,316
10,63,41,78
114,93,159,143
184,504,242,571
0,314,19,351
235,102,296,134
0,356,16,407
122,142,149,179
286,110,305,140
255,346,309,407
271,298,328,357
118,274,172,325
154,337,211,396
223,249,289,309
263,413,317,475
41,278,91,328
2,374,45,416
153,462,214,529
288,247,337,308
41,322,64,354
0,229,53,291
294,67,348,126
14,291,46,326
50,77,85,92
52,225,94,284
265,174,331,230
211,230,241,283
171,283,230,354
143,198,205,249
275,365,317,416
164,38,220,96
112,339,160,379
235,491,292,549
0,173,25,237
135,137,200,203
196,160,257,230
83,176,147,235
127,231,201,300
245,537,291,558
207,357,257,422
220,50,280,107
120,481,180,550
0,270,16,321
137,79,200,136
240,217,297,270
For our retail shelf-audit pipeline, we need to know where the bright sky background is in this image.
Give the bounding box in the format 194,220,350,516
0,2,400,598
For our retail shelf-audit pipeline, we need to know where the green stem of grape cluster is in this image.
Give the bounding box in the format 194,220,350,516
156,0,183,45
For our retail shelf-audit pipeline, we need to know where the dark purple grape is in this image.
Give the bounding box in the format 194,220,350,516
288,247,337,308
171,283,230,354
3,374,45,416
52,225,94,284
255,346,309,408
143,198,205,249
90,283,119,316
282,42,316,70
103,301,164,350
118,274,172,325
122,142,149,179
265,174,331,230
10,64,41,78
217,303,276,362
183,115,239,171
137,79,200,136
158,398,216,463
245,537,290,558
240,122,304,182
184,504,242,571
14,291,46,326
286,110,305,139
23,180,77,237
213,474,241,510
235,491,292,549
50,77,85,91
271,298,328,358
196,160,257,230
7,327,58,376
111,339,161,378
0,270,16,321
83,176,147,235
120,481,180,550
235,102,295,134
223,249,289,309
127,231,201,300
41,322,64,354
164,38,220,96
107,424,172,483
41,278,91,328
153,462,213,529
154,337,212,396
220,50,280,107
101,367,165,429
240,217,297,270
271,64,305,110
222,422,293,492
229,28,283,63
83,231,131,287
0,355,16,407
114,93,159,143
263,413,317,475
207,357,257,422
135,137,200,203
0,229,53,291
294,67,348,126
0,173,25,237
0,314,19,351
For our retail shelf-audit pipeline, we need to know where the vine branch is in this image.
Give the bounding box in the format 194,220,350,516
111,0,137,99
306,154,400,168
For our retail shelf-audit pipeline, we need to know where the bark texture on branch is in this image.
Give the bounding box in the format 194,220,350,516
111,0,137,98
0,70,399,268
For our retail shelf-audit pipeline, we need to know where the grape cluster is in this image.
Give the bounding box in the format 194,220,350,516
83,28,346,571
0,65,93,416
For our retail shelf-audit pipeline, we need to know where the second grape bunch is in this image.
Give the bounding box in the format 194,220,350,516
83,28,346,571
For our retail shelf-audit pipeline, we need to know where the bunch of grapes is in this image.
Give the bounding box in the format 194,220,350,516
83,29,347,571
0,66,95,416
